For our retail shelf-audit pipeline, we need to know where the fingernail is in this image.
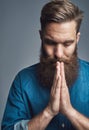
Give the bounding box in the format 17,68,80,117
57,61,60,65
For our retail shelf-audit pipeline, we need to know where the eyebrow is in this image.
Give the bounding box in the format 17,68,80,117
43,38,75,45
64,40,75,44
44,38,56,44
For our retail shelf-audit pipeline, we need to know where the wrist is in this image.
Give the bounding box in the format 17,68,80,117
43,106,55,120
64,106,76,118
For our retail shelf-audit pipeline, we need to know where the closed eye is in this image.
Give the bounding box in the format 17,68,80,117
43,38,56,45
64,40,74,47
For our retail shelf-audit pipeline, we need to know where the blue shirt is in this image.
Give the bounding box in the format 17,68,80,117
1,59,89,130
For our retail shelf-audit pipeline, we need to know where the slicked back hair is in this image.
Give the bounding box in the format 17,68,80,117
40,0,84,33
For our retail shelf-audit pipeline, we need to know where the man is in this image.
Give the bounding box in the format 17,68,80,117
1,0,89,130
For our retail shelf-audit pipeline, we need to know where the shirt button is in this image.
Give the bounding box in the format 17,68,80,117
62,123,65,128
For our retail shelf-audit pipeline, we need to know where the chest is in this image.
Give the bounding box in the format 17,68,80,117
70,81,89,117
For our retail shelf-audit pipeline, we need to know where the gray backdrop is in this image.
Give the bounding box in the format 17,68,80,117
0,0,89,126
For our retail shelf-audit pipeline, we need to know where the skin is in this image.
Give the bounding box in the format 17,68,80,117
28,21,89,130
40,20,79,116
40,21,80,60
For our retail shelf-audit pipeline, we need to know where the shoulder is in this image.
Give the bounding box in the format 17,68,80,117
78,59,89,75
18,63,39,76
79,59,89,68
13,63,39,87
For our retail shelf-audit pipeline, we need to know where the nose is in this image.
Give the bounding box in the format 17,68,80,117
54,44,64,59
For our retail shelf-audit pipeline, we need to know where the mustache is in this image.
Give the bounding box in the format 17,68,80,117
40,43,78,65
40,57,70,65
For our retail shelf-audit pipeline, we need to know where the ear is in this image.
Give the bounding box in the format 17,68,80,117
76,32,80,44
39,30,43,40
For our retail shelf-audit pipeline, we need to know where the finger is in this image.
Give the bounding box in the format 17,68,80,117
56,61,60,80
53,61,60,87
50,62,61,99
55,75,61,91
54,62,61,94
61,62,66,86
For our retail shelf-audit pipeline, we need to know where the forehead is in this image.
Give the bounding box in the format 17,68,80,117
44,21,77,41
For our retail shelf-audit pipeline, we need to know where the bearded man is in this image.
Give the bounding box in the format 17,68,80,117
2,0,89,130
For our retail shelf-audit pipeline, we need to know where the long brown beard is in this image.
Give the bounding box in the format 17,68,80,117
38,44,79,88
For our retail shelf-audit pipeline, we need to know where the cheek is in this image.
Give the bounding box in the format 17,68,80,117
64,45,76,57
44,45,54,56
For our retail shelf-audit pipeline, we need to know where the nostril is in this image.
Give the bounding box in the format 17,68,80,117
54,55,58,60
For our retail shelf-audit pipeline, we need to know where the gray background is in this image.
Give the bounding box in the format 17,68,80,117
0,0,89,126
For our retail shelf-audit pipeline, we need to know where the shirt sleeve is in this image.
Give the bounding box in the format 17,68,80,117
14,120,29,130
1,73,31,130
